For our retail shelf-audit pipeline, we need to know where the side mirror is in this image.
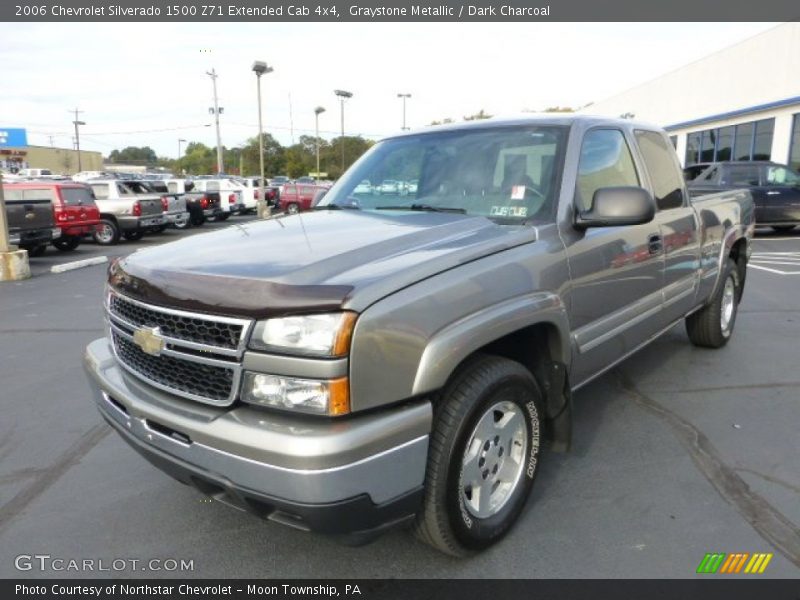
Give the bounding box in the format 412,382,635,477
575,186,655,230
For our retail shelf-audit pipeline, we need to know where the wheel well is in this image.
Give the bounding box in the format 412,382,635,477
449,322,571,451
729,237,747,298
99,213,118,225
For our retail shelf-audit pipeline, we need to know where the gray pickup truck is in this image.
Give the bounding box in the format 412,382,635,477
87,180,166,245
2,184,60,255
84,116,754,556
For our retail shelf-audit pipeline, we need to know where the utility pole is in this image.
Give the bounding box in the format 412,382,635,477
178,138,186,161
314,106,326,183
397,93,411,130
70,108,85,172
206,68,224,174
334,90,352,175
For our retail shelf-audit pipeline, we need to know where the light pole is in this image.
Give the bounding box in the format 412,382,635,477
206,68,224,174
397,93,411,130
334,90,352,175
178,138,186,160
314,106,325,183
252,61,273,219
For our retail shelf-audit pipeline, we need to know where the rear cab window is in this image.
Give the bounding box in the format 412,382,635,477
60,187,94,206
634,129,685,210
722,165,761,187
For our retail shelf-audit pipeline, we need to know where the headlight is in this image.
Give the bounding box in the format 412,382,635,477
241,372,350,416
249,312,357,357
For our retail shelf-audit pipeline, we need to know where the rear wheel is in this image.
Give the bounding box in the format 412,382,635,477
286,203,300,215
93,219,120,246
52,236,81,251
413,355,543,556
123,231,144,241
174,218,191,230
213,213,231,222
686,258,741,348
150,224,168,233
28,244,47,257
190,213,206,227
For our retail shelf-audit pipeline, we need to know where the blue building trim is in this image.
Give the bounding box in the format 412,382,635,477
665,96,800,131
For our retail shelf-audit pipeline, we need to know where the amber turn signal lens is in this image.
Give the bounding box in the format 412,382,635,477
328,377,350,416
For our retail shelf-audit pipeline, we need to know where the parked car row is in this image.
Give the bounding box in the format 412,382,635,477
353,179,419,196
686,160,800,232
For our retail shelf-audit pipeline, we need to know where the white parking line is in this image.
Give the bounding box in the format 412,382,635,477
749,250,800,275
51,256,109,273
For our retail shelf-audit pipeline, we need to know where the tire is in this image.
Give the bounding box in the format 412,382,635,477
52,236,80,251
286,203,300,215
123,231,144,241
150,224,168,233
413,355,544,556
93,219,120,246
28,244,47,257
771,225,795,233
173,218,191,230
190,214,206,227
686,258,741,348
213,213,231,222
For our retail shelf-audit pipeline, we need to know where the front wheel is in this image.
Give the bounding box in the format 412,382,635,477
686,258,741,348
286,203,300,215
413,355,543,556
123,231,144,241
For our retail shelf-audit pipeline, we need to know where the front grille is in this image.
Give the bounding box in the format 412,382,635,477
109,293,243,350
106,290,252,406
113,332,235,402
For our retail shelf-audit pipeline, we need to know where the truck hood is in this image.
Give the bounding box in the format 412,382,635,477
110,210,537,318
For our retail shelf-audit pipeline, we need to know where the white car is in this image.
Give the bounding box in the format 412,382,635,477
354,180,373,194
190,178,245,219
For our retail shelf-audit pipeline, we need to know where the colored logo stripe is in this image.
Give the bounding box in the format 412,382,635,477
744,553,773,574
697,553,726,573
697,552,773,574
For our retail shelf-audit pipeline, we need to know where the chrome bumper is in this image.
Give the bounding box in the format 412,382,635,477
83,338,430,505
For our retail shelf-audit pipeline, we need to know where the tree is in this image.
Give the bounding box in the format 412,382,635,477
463,109,492,121
178,142,215,174
429,118,455,126
108,146,158,164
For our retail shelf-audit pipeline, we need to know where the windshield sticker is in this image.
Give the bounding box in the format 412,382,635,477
511,185,526,200
490,206,528,217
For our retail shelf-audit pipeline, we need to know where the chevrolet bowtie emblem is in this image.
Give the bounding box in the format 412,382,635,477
133,326,165,356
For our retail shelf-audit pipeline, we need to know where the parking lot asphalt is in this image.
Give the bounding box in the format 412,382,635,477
0,222,798,578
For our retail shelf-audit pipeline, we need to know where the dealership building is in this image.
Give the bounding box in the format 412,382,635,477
582,22,800,172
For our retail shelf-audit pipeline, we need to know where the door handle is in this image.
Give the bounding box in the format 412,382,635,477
647,234,663,255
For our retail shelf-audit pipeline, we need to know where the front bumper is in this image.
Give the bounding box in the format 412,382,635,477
83,338,429,535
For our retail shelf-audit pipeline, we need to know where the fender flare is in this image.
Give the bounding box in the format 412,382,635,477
411,292,571,396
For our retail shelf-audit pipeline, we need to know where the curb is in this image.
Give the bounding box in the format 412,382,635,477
51,256,109,274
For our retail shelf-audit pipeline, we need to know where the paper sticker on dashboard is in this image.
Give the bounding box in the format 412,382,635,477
490,206,528,217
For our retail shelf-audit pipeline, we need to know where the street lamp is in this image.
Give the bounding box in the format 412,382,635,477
178,138,186,160
334,89,352,175
252,60,274,219
397,93,411,130
314,106,325,184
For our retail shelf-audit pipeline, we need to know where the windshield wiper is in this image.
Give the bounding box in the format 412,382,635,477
314,202,360,210
375,204,467,214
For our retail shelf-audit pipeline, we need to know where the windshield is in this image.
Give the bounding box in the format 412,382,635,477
320,125,567,223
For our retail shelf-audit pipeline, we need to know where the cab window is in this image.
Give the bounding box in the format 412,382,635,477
635,129,685,210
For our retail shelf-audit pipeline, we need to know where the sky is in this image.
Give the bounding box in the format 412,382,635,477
0,22,781,159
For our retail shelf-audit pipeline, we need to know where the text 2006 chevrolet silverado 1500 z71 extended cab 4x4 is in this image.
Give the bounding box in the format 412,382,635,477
84,116,754,556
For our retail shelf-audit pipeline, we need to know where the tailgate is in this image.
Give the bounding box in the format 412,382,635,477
3,188,55,233
136,195,164,217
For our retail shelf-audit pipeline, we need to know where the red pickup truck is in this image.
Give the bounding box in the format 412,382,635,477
4,181,101,251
